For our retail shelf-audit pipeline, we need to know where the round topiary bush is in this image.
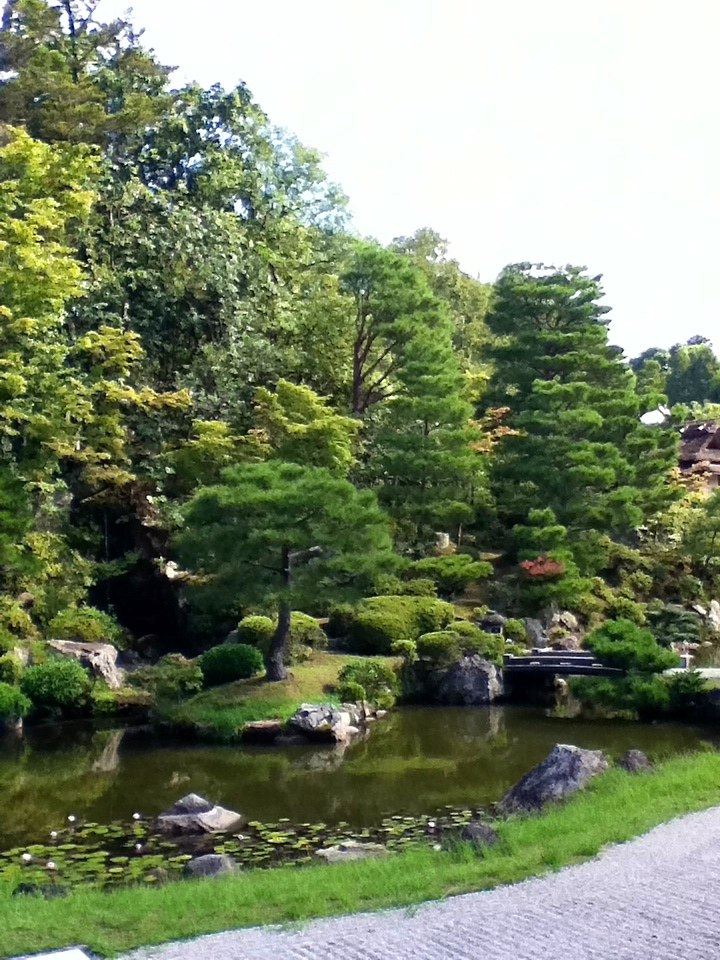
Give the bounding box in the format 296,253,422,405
0,681,31,724
21,657,91,714
345,596,455,654
337,680,366,702
337,659,399,708
289,612,327,649
200,644,264,686
237,615,275,647
503,618,528,644
48,606,125,647
416,631,461,664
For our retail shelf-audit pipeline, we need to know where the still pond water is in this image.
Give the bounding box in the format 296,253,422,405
0,706,716,848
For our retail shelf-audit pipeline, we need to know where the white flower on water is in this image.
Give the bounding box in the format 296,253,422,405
49,831,58,840
46,861,57,871
132,812,142,821
432,844,442,851
135,843,143,852
67,815,76,823
427,820,436,829
21,853,32,863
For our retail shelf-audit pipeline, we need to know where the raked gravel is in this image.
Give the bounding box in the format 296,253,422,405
123,804,720,960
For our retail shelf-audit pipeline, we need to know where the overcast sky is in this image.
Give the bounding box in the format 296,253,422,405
104,0,719,356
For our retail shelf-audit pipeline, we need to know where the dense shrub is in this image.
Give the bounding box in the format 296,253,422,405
585,619,677,673
390,639,418,662
503,618,528,643
0,682,31,722
408,555,492,596
416,631,461,664
665,670,706,716
0,652,23,685
337,680,366,702
345,596,454,654
646,604,702,649
236,615,275,647
605,595,646,625
21,657,91,714
337,659,399,708
327,604,355,639
128,654,204,702
454,625,505,665
47,606,125,647
201,643,264,686
376,574,437,597
571,668,706,722
289,612,327,649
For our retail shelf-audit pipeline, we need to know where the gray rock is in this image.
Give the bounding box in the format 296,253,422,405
224,629,240,645
315,840,389,864
459,821,499,850
156,793,244,835
185,854,238,878
709,600,720,632
550,610,580,633
435,655,503,705
47,639,124,690
499,744,609,815
289,703,354,743
523,618,547,647
617,749,653,774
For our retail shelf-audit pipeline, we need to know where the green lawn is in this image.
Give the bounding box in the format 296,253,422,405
159,653,395,740
3,750,720,957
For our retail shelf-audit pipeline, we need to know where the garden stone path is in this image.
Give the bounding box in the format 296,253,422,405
125,805,720,960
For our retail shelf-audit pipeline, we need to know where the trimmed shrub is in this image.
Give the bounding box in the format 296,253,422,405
345,596,455,655
376,574,437,597
390,639,418,662
47,606,125,647
409,555,493,596
337,659,399,707
503,618,528,643
0,652,23,685
416,631,461,664
605,596,647,625
236,615,275,647
646,604,702,649
21,658,91,714
585,619,677,673
128,654,203,702
201,644,264,686
337,680,366,702
289,612,327,649
453,624,504,666
327,604,355,639
0,682,31,722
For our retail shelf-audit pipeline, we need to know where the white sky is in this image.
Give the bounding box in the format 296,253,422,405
105,0,720,357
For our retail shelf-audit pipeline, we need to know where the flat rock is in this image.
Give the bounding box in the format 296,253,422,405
156,793,243,835
499,743,609,815
315,840,389,864
241,719,284,744
289,703,353,743
185,854,238,878
617,749,653,774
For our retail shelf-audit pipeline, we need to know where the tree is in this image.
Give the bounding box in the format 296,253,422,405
340,242,442,415
176,462,395,680
484,264,678,559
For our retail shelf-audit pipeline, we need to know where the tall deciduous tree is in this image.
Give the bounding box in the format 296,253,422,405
485,263,678,564
177,462,394,680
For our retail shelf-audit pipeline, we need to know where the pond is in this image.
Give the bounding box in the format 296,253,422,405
1,706,716,850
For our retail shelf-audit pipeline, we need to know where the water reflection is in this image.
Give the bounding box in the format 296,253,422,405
0,706,716,847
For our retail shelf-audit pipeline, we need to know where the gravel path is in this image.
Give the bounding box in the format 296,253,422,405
125,805,720,960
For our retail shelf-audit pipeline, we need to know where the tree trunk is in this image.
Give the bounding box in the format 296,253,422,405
265,546,291,681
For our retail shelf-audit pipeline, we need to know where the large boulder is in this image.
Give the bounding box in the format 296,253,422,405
289,703,354,743
315,840,389,864
47,639,124,690
435,655,503,705
156,793,244,835
185,854,238,878
523,618,547,647
499,744,609,815
708,600,720,633
459,820,499,850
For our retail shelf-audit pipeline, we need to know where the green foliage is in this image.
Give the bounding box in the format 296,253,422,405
585,619,678,673
345,596,455,654
449,622,505,665
416,631,461,664
337,659,398,707
337,680,366,702
288,612,327,649
571,670,706,722
0,682,31,722
503,618,528,643
236,616,275,647
127,655,203,703
389,639,418,662
200,644,264,687
408,555,492,596
646,604,702,648
47,606,124,647
375,574,437,597
21,657,90,714
604,596,647,625
0,653,23,686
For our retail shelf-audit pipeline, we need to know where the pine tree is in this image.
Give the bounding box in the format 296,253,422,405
485,263,678,565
